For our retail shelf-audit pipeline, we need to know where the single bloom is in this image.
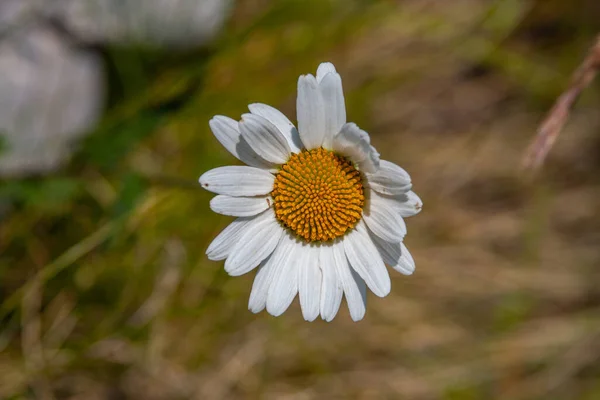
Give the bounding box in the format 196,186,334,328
199,62,422,321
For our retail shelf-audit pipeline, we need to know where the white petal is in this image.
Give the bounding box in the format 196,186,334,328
249,233,296,313
319,245,343,322
239,113,291,164
319,72,346,149
375,190,423,218
370,233,416,275
350,269,368,321
297,74,326,149
208,116,273,169
396,191,423,217
397,243,416,275
267,233,300,316
206,217,253,261
369,232,399,266
199,166,275,196
248,103,302,153
248,253,277,313
363,192,407,243
209,195,272,217
332,123,380,173
365,160,412,196
224,211,283,276
332,241,366,321
343,221,391,297
316,62,337,83
298,245,322,321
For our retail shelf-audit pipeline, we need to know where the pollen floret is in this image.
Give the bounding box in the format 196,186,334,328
272,148,364,242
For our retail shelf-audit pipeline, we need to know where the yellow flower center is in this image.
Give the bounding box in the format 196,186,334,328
271,148,364,242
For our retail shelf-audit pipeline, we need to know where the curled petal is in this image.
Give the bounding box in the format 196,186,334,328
332,123,380,173
363,192,407,243
239,113,291,164
248,103,302,153
370,233,416,276
365,160,412,196
208,116,273,169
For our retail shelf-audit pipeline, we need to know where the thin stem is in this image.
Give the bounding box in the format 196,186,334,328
521,34,600,172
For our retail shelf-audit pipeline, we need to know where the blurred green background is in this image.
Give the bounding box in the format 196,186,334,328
2,0,600,398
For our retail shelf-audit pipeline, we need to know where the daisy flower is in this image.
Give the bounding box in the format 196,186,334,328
200,62,422,321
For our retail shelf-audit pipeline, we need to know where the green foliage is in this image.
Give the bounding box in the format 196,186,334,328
80,112,163,170
1,1,599,398
493,292,536,332
111,173,148,220
0,177,82,212
444,385,486,400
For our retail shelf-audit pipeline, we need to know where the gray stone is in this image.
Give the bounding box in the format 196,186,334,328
47,0,234,47
0,0,34,32
0,25,104,176
0,0,233,176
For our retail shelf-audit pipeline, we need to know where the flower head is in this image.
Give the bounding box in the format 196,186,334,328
200,62,422,321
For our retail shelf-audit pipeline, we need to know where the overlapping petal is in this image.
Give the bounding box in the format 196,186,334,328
343,221,391,297
394,191,423,217
297,74,326,149
206,217,254,261
363,191,407,243
239,113,291,164
316,62,337,82
208,116,274,169
365,160,412,195
267,233,301,316
248,103,303,153
319,68,346,148
248,254,276,313
370,233,416,276
332,123,380,173
332,240,367,321
224,210,283,276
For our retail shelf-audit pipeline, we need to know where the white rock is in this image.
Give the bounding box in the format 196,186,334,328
47,0,234,47
0,25,104,176
0,0,233,176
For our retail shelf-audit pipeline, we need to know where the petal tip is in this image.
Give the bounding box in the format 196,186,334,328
350,313,365,322
316,62,338,82
248,305,264,314
266,306,284,317
303,314,319,322
198,174,208,188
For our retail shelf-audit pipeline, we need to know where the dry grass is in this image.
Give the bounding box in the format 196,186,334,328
1,0,600,399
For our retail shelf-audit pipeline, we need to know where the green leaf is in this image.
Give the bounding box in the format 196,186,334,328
80,112,162,170
0,178,82,212
111,173,148,220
